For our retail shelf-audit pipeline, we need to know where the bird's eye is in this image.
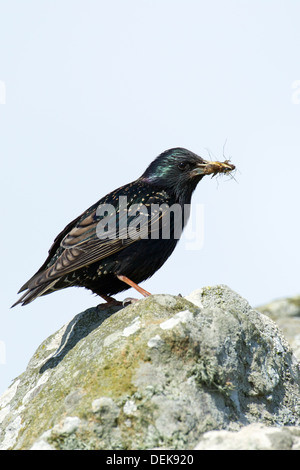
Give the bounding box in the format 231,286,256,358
178,161,191,171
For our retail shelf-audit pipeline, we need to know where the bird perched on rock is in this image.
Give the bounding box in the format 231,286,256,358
12,148,235,307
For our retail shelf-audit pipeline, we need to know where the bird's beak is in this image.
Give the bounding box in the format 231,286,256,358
192,159,236,177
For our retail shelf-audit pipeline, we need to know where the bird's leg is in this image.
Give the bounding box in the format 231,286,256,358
117,275,151,297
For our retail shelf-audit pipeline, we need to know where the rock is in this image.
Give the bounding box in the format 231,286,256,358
0,285,300,450
257,295,300,360
195,423,300,450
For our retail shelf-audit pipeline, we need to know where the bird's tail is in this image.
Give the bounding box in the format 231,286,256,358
11,279,59,308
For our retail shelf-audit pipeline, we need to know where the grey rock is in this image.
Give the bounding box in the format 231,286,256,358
195,423,300,450
258,296,300,319
257,295,300,360
0,285,300,450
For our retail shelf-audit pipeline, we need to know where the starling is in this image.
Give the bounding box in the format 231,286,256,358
12,148,235,307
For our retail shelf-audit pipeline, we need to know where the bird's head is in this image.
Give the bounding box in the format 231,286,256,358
141,147,235,202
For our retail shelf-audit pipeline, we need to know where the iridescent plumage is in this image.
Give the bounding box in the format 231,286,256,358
12,148,235,307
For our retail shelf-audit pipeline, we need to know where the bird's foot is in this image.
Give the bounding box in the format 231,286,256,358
122,297,140,306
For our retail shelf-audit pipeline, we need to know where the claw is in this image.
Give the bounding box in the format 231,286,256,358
122,297,140,306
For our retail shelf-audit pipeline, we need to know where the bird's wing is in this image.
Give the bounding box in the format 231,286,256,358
23,206,135,290
21,193,173,291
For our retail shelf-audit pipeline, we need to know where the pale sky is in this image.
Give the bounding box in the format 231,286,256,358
1,0,300,394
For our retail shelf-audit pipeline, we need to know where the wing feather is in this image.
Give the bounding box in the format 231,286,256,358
18,187,176,293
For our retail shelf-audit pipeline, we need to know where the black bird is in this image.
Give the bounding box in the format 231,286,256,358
12,148,235,307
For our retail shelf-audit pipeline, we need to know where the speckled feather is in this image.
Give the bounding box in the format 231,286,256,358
12,148,235,307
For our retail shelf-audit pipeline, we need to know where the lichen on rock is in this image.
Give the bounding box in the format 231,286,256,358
1,285,300,450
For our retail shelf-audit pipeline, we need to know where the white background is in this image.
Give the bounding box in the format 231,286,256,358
1,0,299,394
